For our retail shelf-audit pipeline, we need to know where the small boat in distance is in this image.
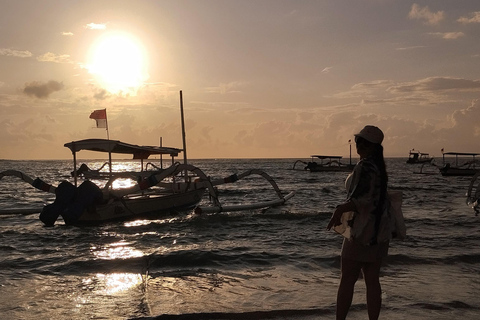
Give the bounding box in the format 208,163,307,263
293,155,355,172
439,152,480,176
406,150,433,164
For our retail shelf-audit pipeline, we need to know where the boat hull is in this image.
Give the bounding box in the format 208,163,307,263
406,158,432,164
75,188,205,225
439,167,479,176
307,164,354,172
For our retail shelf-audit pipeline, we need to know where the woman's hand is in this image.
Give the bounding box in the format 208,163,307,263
327,207,344,230
327,201,356,230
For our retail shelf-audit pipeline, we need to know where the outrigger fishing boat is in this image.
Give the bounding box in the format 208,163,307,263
0,159,294,226
438,152,480,176
0,92,294,226
406,150,433,164
293,155,354,172
293,142,355,173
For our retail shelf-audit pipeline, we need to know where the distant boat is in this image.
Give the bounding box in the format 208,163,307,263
293,155,354,172
439,152,480,176
406,150,433,164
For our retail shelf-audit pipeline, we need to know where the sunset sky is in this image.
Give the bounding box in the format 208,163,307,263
1,0,480,160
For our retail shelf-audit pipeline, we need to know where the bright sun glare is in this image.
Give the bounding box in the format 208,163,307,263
87,32,149,94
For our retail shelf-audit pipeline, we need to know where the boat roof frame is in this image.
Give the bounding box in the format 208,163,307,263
442,152,480,156
65,139,183,187
409,151,430,156
64,138,182,159
310,155,343,159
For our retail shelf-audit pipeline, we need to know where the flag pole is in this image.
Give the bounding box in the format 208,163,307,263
105,109,110,140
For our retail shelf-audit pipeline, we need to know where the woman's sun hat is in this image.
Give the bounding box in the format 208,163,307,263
354,125,384,144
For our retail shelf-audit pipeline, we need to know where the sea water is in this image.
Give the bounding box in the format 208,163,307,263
0,158,479,320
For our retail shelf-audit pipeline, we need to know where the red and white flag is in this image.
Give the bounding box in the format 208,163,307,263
89,109,107,128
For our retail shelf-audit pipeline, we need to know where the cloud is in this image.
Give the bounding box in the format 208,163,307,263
331,80,394,98
428,32,465,40
62,32,74,36
387,77,480,93
458,11,480,24
321,67,333,74
352,80,395,90
395,46,427,51
408,4,445,25
93,88,109,100
0,48,32,58
204,81,246,94
85,23,106,30
36,52,72,63
434,100,480,151
360,96,429,105
449,99,480,130
23,80,64,99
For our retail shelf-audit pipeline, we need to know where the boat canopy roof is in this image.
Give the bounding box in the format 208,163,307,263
443,152,480,156
311,155,343,159
64,139,182,159
409,150,429,155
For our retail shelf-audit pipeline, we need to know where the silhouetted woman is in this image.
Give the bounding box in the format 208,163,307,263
327,125,388,320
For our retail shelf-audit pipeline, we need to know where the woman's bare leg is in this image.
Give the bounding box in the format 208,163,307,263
362,259,383,320
336,258,362,320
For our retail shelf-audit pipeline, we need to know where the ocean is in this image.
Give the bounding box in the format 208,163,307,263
0,158,479,320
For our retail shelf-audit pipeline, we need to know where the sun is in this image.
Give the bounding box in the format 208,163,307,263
87,32,149,94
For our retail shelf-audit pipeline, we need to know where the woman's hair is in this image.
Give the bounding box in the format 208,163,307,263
372,144,388,190
358,137,388,188
372,143,388,244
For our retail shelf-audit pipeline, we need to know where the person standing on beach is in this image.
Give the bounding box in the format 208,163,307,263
327,125,389,320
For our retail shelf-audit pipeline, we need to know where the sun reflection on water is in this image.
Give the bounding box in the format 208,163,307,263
111,178,137,190
81,272,145,296
85,241,148,295
92,240,144,260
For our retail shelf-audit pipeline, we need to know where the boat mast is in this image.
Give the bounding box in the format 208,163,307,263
72,147,78,187
349,139,352,166
179,91,188,180
160,137,163,169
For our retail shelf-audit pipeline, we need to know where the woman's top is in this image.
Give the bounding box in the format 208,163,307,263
345,156,385,246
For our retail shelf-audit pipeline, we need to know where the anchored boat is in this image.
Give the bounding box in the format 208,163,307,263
0,93,294,225
293,141,355,173
406,150,433,164
0,162,294,225
439,152,480,176
293,155,354,172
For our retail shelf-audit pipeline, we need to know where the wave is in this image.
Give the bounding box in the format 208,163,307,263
129,307,334,320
